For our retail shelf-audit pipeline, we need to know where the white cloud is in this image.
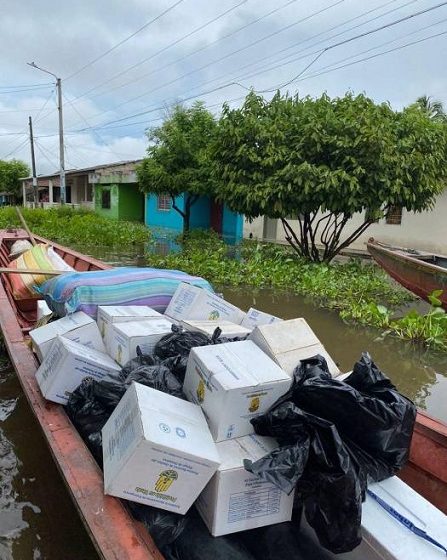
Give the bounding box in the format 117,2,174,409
1,0,446,173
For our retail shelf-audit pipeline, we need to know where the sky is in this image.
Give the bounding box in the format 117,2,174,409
1,0,446,175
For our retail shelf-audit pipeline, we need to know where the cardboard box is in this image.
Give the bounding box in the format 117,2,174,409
102,383,220,514
97,305,163,351
108,319,173,366
35,336,121,405
241,308,282,330
37,299,52,320
248,318,340,377
30,311,106,362
181,320,251,340
183,340,292,442
196,434,294,536
164,283,245,324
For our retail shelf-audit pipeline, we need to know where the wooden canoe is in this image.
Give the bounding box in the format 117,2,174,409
366,237,447,309
0,228,163,560
0,229,446,560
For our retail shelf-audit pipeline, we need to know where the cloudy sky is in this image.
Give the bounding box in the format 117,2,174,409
1,0,446,175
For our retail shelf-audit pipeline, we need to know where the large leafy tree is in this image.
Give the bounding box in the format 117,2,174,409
137,102,217,233
214,92,447,262
0,159,30,203
415,95,446,123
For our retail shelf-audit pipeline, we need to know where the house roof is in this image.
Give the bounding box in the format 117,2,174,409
21,158,144,181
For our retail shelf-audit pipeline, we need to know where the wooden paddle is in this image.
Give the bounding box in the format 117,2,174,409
15,206,37,246
0,267,63,276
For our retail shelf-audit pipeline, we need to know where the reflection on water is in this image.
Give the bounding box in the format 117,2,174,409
0,368,98,559
1,245,447,559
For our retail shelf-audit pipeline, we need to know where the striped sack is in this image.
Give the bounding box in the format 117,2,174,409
9,244,73,300
38,267,213,317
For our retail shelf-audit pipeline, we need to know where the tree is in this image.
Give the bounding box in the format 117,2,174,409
0,159,30,204
137,102,217,233
214,91,447,262
415,95,447,123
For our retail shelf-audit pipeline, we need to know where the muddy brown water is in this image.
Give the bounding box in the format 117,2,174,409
1,244,446,559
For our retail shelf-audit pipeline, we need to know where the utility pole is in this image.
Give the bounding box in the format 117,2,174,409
28,116,37,208
27,62,66,204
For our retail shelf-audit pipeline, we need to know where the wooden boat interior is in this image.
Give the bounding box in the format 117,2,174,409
0,229,108,333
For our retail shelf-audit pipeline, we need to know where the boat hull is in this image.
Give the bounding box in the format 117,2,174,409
0,229,163,560
0,229,445,558
367,238,447,309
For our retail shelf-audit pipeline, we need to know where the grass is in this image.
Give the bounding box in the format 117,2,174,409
0,206,150,246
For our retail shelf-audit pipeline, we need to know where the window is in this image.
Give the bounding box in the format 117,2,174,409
157,194,171,211
101,189,111,209
386,205,402,225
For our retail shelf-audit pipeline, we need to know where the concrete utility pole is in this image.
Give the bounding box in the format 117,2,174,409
28,116,37,207
27,62,66,204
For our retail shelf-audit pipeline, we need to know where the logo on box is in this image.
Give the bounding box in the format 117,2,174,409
154,469,178,492
248,396,260,412
208,310,220,320
197,379,205,403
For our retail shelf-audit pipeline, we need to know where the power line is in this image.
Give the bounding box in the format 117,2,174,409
68,0,249,102
203,0,420,95
0,81,52,89
68,0,343,127
237,12,447,90
35,140,59,170
0,84,53,95
69,10,447,136
70,0,432,131
64,0,185,81
270,0,447,90
86,0,303,102
292,28,447,85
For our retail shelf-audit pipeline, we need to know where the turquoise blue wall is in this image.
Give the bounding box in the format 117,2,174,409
145,192,242,243
222,206,243,245
190,196,211,229
145,194,184,230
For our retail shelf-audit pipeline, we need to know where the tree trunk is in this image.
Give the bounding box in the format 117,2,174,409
281,213,373,263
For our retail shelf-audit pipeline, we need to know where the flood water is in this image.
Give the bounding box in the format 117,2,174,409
1,244,446,559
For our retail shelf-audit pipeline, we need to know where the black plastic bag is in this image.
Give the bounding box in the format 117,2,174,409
246,403,363,553
290,353,416,475
154,324,213,360
124,365,184,399
120,345,157,379
170,509,256,560
236,520,333,560
245,353,416,554
126,501,188,552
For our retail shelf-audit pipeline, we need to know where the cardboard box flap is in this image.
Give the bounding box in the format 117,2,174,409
253,318,320,353
181,320,250,337
30,311,93,345
134,384,220,465
98,305,162,319
56,336,121,369
217,434,278,471
113,319,173,337
193,341,289,391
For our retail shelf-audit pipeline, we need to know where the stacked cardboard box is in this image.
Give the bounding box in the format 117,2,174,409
30,311,106,361
249,318,340,377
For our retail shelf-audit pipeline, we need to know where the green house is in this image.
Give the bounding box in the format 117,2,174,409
91,163,145,222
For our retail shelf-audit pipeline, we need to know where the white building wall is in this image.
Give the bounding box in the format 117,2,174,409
243,191,447,254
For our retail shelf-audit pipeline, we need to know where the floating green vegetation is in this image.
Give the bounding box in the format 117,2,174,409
0,207,150,246
341,290,447,350
147,232,447,349
150,233,410,303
